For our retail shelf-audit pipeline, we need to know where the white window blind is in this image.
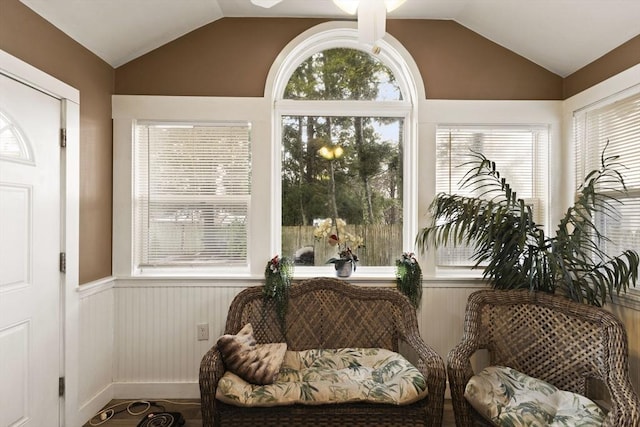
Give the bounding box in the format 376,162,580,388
574,91,640,278
134,122,251,268
435,126,548,268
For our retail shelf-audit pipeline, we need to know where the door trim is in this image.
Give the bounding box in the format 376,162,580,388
0,49,80,427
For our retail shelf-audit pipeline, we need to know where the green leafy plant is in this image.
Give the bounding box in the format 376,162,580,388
395,252,423,309
416,148,639,307
263,255,294,329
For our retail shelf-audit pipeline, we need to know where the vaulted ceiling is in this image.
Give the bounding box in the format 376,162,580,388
19,0,640,77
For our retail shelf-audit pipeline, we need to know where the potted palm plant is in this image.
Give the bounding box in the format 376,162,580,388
416,149,639,307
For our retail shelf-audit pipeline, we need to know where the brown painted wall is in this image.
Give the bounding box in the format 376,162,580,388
115,18,564,100
115,18,327,97
387,20,563,100
564,34,640,99
1,7,637,286
0,0,114,284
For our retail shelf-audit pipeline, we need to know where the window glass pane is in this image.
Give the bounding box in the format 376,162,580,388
575,91,640,275
435,126,548,268
281,115,403,266
0,110,32,163
135,122,251,267
283,48,402,101
598,197,640,258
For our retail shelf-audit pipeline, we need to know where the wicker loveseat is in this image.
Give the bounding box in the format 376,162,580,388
448,289,640,427
199,277,446,427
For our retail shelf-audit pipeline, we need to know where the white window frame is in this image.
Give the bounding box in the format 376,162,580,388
573,86,640,303
267,23,421,277
433,124,550,271
133,120,252,271
112,96,272,278
564,63,640,306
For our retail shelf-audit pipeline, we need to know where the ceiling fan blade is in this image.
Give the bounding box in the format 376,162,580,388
250,0,284,7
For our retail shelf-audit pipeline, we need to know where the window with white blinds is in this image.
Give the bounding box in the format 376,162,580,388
574,91,640,289
134,122,251,268
435,126,548,268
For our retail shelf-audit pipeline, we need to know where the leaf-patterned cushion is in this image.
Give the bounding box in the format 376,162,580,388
464,366,605,426
215,347,428,407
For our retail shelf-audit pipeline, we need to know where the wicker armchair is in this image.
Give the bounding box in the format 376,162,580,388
448,289,640,427
200,277,446,427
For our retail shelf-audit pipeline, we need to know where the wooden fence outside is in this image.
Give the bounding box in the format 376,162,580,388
282,224,403,266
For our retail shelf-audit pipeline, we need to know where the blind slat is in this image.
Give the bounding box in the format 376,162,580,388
435,125,549,268
574,91,640,260
135,122,251,267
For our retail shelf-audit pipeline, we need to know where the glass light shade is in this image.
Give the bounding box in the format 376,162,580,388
250,0,283,7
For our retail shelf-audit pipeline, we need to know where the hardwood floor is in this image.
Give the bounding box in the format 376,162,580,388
84,399,456,426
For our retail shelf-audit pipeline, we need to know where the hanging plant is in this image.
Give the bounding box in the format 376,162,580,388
263,255,293,330
395,252,423,309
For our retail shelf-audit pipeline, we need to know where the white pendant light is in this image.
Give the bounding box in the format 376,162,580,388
332,0,407,48
251,0,284,8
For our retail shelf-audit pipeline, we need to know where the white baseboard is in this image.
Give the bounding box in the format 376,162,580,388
111,382,200,399
77,383,114,427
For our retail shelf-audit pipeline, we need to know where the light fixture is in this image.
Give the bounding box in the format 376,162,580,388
333,0,407,49
250,0,283,7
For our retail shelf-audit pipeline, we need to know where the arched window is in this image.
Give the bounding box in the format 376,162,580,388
0,110,34,164
271,24,419,274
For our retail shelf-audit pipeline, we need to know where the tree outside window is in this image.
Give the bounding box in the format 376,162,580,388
280,48,404,267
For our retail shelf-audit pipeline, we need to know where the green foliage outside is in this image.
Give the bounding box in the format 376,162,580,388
280,48,404,265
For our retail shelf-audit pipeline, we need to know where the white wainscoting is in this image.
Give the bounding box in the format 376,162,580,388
77,277,116,424
106,279,485,399
81,279,638,402
112,280,247,398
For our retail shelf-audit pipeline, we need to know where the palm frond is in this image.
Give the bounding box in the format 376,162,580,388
416,146,639,306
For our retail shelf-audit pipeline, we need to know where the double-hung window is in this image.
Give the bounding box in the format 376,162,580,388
574,91,640,296
275,45,417,272
435,125,549,270
134,121,251,271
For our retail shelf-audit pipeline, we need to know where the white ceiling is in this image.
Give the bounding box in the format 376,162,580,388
19,0,640,77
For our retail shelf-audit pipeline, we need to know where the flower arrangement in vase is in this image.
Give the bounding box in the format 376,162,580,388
314,218,364,278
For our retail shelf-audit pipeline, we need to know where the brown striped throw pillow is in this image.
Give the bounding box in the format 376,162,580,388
216,323,287,385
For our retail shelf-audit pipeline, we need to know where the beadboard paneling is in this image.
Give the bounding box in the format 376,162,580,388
107,281,639,399
78,281,114,406
113,284,243,384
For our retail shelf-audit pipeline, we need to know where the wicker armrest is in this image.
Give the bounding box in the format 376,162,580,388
199,345,225,427
403,332,446,427
600,326,640,427
605,395,640,427
447,339,482,426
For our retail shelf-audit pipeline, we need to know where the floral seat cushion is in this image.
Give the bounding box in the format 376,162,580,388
216,347,428,407
464,366,605,426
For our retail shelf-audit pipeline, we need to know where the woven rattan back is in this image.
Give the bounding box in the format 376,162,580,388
467,290,627,395
224,277,416,352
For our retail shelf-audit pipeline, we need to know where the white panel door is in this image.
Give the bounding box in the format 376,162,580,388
0,74,61,426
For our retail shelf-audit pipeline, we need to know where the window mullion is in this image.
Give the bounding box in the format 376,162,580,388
277,99,411,117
